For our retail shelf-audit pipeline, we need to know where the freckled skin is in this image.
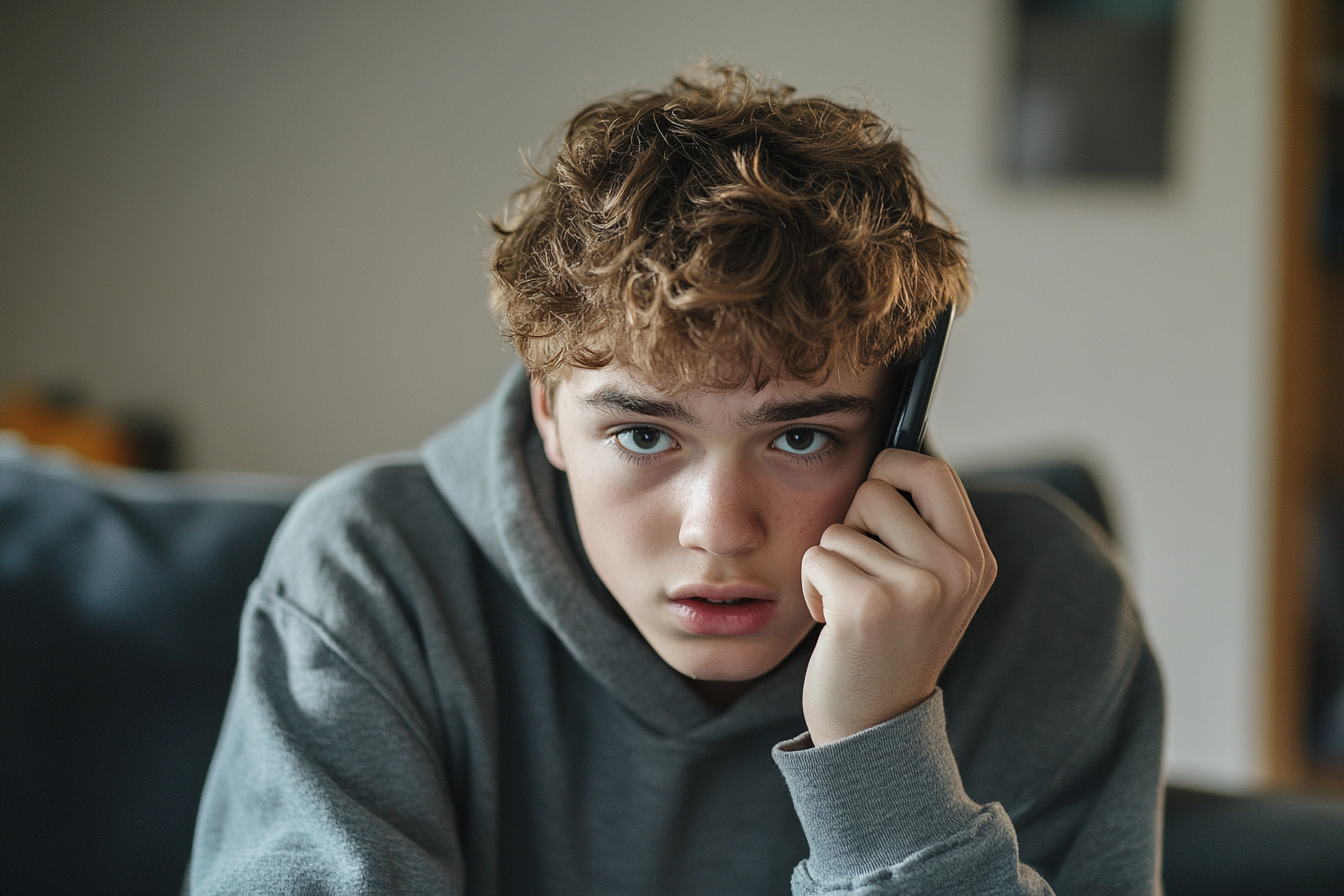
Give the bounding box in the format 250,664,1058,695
532,366,892,685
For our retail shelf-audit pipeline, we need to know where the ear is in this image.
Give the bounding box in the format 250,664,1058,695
530,378,568,471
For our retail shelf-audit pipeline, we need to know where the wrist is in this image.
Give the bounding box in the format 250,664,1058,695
805,683,938,746
774,689,981,882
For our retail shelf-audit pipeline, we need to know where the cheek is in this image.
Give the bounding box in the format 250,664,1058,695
762,469,871,575
783,456,871,527
774,486,853,551
567,461,676,583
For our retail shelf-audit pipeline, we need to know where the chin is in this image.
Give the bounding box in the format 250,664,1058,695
668,640,792,683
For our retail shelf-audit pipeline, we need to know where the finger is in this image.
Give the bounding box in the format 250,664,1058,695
803,543,883,626
863,449,983,565
842,478,959,568
851,454,991,605
819,521,908,575
800,545,846,624
945,465,996,597
826,519,975,615
801,541,942,628
819,518,960,587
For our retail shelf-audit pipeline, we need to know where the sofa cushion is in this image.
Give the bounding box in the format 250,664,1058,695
0,435,300,896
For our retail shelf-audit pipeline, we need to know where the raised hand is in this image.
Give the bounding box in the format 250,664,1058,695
800,449,996,746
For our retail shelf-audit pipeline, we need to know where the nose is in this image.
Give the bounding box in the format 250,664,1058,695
677,460,767,557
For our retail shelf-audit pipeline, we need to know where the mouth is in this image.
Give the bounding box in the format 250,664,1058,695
667,584,776,636
668,582,774,602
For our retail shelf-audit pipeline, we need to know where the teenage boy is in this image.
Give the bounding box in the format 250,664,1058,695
188,68,1164,895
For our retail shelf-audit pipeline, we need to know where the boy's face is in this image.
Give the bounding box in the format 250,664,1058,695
532,363,894,686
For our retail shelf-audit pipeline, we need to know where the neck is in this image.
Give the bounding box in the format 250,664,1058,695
689,677,756,711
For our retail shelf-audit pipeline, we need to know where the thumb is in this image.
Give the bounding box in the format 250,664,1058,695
801,545,830,624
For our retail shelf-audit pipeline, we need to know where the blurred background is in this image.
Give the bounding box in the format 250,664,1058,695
2,0,1340,804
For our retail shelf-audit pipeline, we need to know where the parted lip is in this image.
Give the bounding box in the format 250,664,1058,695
667,582,775,602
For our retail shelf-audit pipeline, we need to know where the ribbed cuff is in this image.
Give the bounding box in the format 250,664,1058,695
771,689,981,882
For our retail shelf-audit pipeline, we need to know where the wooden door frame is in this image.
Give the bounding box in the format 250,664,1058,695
1267,0,1336,789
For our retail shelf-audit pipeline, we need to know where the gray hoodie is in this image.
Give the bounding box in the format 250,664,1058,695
187,366,1163,895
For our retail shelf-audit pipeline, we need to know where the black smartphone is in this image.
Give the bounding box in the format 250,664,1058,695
885,306,955,454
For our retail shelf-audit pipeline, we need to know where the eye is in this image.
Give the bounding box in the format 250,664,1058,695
772,428,831,456
615,427,675,455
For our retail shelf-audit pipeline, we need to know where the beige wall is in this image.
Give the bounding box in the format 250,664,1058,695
0,1,1279,787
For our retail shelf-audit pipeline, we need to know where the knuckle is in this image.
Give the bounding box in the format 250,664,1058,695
893,567,943,611
818,523,852,549
872,447,900,467
915,452,956,482
911,449,940,468
853,478,890,505
922,455,957,486
945,555,975,597
912,566,942,600
874,449,958,491
982,549,999,588
848,582,894,626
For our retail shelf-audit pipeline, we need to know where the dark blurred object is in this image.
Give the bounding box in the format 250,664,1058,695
1163,786,1344,896
118,410,181,471
967,456,1115,538
0,437,300,896
1006,0,1177,181
1313,0,1344,774
0,383,181,470
1310,485,1344,764
1318,2,1344,265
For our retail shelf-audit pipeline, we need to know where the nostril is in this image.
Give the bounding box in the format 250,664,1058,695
678,510,766,557
676,468,768,556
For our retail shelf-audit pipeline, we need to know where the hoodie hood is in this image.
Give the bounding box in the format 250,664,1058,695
421,365,811,738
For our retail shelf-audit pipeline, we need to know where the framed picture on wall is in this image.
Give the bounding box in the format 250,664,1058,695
1005,0,1177,181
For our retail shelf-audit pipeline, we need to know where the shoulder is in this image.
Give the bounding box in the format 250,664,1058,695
947,479,1159,812
256,453,481,639
267,453,462,566
961,478,1136,663
966,477,1122,588
273,452,441,540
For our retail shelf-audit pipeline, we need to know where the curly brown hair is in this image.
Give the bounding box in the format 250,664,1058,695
489,65,968,392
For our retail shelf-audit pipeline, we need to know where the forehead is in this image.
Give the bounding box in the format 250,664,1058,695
557,364,889,426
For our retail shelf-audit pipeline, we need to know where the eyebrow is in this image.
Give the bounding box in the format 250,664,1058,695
578,388,702,425
737,395,874,427
576,387,873,428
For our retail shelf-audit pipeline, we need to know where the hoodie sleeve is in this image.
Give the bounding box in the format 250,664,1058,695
185,459,495,895
774,657,1162,896
774,691,1053,895
772,485,1165,896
